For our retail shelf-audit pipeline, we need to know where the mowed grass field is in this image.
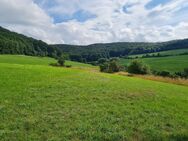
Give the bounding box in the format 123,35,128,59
0,55,96,70
119,55,188,73
0,55,188,141
130,48,188,58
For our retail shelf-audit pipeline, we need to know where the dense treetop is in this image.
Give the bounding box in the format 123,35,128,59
53,39,188,62
0,27,61,58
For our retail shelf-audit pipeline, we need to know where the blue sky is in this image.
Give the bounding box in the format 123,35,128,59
51,9,97,23
0,0,188,45
145,0,171,9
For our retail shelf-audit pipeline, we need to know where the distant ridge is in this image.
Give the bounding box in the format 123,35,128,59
0,26,188,62
52,38,188,62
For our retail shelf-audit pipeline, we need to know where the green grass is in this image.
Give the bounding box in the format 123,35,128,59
65,60,97,70
130,48,188,58
0,55,56,65
0,55,96,70
0,55,188,141
119,55,188,73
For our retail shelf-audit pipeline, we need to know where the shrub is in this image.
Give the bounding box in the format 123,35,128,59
49,63,58,66
127,60,150,74
154,69,188,79
65,65,72,68
155,71,179,78
99,60,120,73
175,72,184,78
58,56,65,66
157,71,171,77
98,58,108,64
184,68,188,78
108,61,120,73
99,62,109,72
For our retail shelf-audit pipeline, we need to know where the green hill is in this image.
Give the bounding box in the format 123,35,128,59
119,55,188,73
0,27,60,58
53,39,188,62
1,26,188,63
0,55,96,70
129,48,188,58
0,55,188,141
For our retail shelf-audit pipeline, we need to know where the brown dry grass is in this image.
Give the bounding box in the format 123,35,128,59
117,72,188,87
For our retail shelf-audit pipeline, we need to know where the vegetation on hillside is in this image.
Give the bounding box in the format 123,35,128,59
1,24,188,140
0,27,61,58
1,26,188,65
127,60,150,75
58,56,65,66
119,55,188,73
99,56,188,79
53,39,188,62
0,55,188,141
129,48,188,59
0,26,188,79
99,58,121,73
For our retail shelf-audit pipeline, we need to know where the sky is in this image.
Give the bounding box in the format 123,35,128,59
0,0,188,45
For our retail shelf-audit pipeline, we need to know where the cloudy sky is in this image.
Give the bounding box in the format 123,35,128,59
0,0,188,45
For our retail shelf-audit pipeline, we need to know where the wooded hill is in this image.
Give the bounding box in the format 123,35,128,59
0,27,61,58
53,39,188,62
0,26,188,62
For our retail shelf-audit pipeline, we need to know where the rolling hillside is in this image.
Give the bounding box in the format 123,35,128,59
1,26,188,63
0,55,96,70
53,39,188,62
129,48,188,58
119,55,188,73
0,55,188,141
0,27,61,57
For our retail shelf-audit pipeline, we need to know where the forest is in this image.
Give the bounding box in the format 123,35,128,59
0,27,61,58
1,26,188,63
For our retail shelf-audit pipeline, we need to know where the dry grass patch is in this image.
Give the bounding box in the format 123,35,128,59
117,72,188,87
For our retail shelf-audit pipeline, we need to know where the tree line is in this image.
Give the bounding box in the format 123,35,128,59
0,27,61,58
53,39,188,63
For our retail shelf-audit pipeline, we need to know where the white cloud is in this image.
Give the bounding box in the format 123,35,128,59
0,0,52,26
0,0,188,45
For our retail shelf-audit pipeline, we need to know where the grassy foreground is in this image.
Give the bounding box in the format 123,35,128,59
119,55,188,73
0,55,188,141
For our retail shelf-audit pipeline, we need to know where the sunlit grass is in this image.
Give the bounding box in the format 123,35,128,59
119,55,188,73
0,55,188,141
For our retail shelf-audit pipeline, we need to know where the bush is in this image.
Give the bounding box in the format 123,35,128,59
154,71,180,78
157,71,171,77
100,62,109,72
49,63,58,66
65,65,72,68
175,72,183,77
153,68,188,79
175,68,188,78
108,61,120,73
99,60,120,73
98,58,108,64
58,56,65,66
127,60,150,74
184,68,188,78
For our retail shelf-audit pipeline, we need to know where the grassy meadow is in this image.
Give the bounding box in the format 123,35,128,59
0,55,96,70
119,55,188,73
0,55,188,141
129,48,188,58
